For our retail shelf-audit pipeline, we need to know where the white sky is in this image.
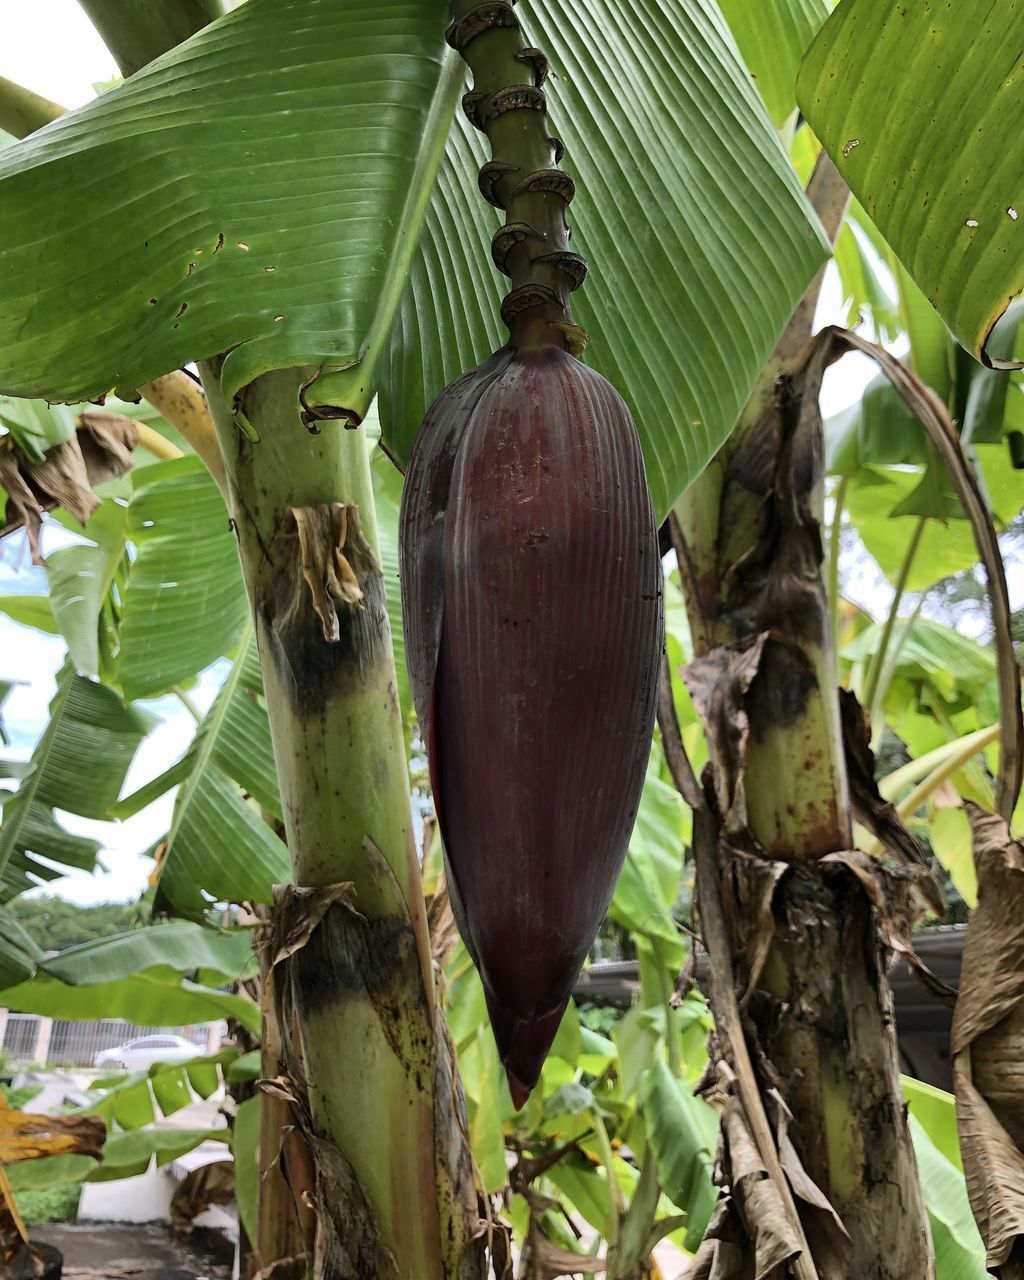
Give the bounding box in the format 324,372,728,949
0,2,900,906
0,1,117,108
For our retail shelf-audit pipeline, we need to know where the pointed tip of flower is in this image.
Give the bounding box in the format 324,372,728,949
484,985,569,1108
506,1069,533,1111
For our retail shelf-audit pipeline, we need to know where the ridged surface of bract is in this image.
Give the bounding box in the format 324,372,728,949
400,346,661,1104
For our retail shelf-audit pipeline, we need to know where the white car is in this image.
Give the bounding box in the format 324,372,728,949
93,1034,201,1071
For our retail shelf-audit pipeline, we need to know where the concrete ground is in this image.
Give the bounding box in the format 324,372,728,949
31,1223,233,1279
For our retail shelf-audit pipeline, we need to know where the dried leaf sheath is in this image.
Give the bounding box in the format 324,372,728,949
401,346,661,1102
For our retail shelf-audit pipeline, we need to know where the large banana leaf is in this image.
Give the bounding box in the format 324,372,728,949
43,500,129,681
0,923,257,1032
0,0,825,524
117,630,289,912
844,443,1024,590
639,1057,719,1252
6,1126,228,1193
0,665,152,900
117,458,248,700
798,0,1024,367
379,0,829,520
85,1049,240,1131
0,0,452,410
40,921,250,985
11,458,248,696
717,0,829,126
0,910,43,988
610,765,688,957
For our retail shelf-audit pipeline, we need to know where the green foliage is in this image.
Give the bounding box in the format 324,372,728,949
12,1182,81,1227
0,0,453,411
117,629,289,913
717,0,829,126
1,1084,42,1110
904,1079,990,1279
799,0,1024,366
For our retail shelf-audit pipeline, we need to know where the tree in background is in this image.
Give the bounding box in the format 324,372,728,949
4,899,137,953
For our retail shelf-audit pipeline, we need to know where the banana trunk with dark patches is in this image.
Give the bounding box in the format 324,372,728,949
673,289,932,1275
203,363,485,1280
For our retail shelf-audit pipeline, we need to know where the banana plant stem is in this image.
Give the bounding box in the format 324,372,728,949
591,1113,623,1248
171,685,202,722
138,373,226,494
868,593,923,751
862,515,926,713
0,75,63,138
133,422,183,462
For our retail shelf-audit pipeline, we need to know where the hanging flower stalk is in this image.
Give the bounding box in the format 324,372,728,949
400,0,663,1107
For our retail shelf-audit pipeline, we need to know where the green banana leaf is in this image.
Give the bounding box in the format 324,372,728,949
639,1057,719,1252
117,630,289,912
85,1049,241,1130
233,1095,260,1246
798,0,1024,368
903,1077,990,1280
0,909,44,987
844,444,1024,591
0,922,257,1031
717,0,829,126
0,0,825,527
6,1127,228,1192
0,0,452,411
117,457,248,700
0,664,153,900
610,765,688,957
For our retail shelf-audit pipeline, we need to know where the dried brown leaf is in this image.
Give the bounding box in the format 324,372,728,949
252,1258,312,1280
837,688,943,915
952,804,1024,1273
522,1232,605,1278
270,882,358,971
721,1099,803,1279
820,849,955,1005
170,1159,235,1232
720,842,788,1003
290,503,374,643
426,867,460,970
0,1094,105,1164
682,633,768,833
0,413,137,561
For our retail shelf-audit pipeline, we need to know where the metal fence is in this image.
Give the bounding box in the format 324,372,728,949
0,1010,224,1068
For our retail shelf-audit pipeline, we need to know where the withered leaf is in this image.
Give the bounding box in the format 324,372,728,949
952,804,1024,1274
0,1094,105,1164
0,412,137,562
170,1159,235,1232
682,633,768,833
291,503,374,643
837,688,943,915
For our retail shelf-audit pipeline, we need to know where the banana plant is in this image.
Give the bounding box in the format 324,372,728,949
1,0,1023,1277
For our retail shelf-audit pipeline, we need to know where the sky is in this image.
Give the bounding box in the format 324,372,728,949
0,1,952,906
